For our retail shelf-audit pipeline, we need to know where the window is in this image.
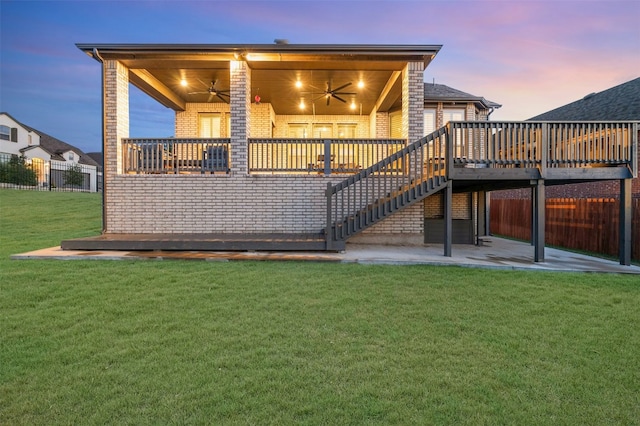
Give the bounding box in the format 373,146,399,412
389,111,402,138
69,152,74,161
424,109,436,136
199,113,221,138
288,124,307,138
444,109,466,157
312,124,333,139
0,125,12,141
337,124,357,139
443,109,465,124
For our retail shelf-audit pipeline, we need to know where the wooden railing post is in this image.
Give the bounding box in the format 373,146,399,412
445,123,453,179
324,139,332,175
540,123,548,178
632,122,638,178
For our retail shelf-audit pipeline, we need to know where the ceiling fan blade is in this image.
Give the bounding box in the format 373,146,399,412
207,93,215,103
187,91,210,95
336,91,357,96
332,82,352,92
326,95,331,106
216,93,229,103
332,94,347,103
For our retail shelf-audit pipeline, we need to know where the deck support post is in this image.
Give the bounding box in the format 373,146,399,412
533,180,545,262
476,191,490,243
530,186,536,246
325,182,334,251
619,178,632,266
444,181,453,257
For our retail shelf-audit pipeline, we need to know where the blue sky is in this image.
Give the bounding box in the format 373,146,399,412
1,0,638,154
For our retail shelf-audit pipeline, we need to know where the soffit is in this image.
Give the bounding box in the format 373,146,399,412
79,44,440,114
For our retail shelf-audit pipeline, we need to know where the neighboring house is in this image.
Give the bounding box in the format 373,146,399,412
0,112,101,190
66,43,637,264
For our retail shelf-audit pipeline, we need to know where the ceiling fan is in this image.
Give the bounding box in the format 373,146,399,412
312,81,356,106
188,80,230,103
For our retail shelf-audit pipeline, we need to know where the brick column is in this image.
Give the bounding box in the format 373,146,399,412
104,60,129,177
402,61,424,144
402,61,424,178
103,60,129,233
230,60,251,174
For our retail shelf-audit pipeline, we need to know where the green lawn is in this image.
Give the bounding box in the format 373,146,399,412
1,189,639,425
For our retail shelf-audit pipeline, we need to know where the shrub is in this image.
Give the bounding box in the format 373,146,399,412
63,164,85,187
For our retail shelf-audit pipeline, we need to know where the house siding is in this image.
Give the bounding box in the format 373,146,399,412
105,174,421,234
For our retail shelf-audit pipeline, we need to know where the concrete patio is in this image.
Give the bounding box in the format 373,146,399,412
11,236,640,274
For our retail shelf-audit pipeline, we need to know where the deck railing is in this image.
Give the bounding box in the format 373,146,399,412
123,138,231,174
248,138,406,174
448,121,638,174
326,121,638,245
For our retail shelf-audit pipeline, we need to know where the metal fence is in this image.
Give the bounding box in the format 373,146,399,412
0,153,102,192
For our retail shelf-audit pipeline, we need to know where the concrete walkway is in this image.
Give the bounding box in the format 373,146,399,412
11,236,640,274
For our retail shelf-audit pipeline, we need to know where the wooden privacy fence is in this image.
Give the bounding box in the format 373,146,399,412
490,198,640,261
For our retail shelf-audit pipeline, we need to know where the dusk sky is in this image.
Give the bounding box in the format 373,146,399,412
1,0,638,154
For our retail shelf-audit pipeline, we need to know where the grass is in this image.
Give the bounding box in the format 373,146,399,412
1,188,639,424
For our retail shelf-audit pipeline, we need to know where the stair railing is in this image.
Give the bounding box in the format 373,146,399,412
326,126,449,248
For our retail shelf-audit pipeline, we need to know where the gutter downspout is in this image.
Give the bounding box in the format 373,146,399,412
92,48,107,234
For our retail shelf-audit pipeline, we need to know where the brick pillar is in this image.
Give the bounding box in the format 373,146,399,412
103,60,129,232
104,60,129,177
230,60,251,174
402,61,424,144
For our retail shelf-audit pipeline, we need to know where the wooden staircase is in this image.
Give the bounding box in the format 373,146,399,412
326,127,449,248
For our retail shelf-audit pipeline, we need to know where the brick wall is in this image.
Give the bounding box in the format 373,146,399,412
424,192,472,219
105,174,427,234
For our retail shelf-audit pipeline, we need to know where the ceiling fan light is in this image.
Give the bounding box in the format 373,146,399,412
357,80,365,89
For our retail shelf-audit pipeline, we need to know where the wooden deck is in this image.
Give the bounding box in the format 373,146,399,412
61,233,344,252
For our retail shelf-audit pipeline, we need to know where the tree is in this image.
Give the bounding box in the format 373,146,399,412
63,164,85,187
0,154,37,186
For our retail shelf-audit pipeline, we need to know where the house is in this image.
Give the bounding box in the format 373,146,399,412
0,112,101,191
65,43,637,264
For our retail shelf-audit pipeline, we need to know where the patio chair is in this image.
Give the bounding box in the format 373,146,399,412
203,146,229,173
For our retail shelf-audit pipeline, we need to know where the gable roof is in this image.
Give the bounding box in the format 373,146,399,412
529,77,640,121
86,152,103,167
424,83,501,110
0,112,99,167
